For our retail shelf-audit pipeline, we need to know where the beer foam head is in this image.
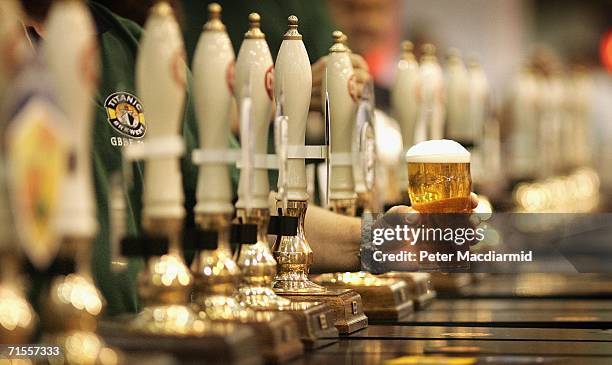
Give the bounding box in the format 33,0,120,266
405,139,470,163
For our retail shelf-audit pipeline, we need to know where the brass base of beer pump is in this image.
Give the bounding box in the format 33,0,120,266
279,288,367,334
100,216,263,365
235,208,339,348
229,311,304,363
100,318,262,365
43,330,124,365
40,237,126,365
192,248,304,363
42,273,126,365
272,200,368,334
252,301,338,349
379,272,437,310
241,278,340,348
236,208,293,309
0,253,36,344
0,283,36,343
312,272,414,321
193,213,304,363
133,218,201,335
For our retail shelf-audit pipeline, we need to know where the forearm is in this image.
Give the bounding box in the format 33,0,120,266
304,204,361,273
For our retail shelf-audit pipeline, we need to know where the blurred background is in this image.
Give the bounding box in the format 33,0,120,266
20,0,612,211
303,0,608,213
326,0,611,213
176,0,611,213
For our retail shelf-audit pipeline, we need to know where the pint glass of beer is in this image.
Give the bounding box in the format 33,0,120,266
405,139,472,271
405,139,472,213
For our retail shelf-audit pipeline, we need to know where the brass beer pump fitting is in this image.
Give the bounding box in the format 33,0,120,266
272,201,325,293
126,217,208,336
329,30,349,53
270,20,368,335
0,257,36,343
421,43,437,62
127,1,209,336
235,207,292,308
190,2,251,323
283,15,302,40
204,2,225,32
272,16,325,293
137,217,193,307
245,12,265,39
191,213,246,320
401,40,415,61
232,10,292,308
190,214,306,364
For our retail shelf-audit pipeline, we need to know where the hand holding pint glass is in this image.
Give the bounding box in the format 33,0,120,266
405,139,474,271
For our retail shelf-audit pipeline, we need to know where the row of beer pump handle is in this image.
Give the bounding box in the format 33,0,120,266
120,6,375,236
0,0,376,310
115,3,378,306
0,0,377,326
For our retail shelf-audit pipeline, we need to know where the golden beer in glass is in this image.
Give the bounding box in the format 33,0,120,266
405,139,472,213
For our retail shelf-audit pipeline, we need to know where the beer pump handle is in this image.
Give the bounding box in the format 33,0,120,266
44,0,99,238
272,77,289,211
192,2,235,215
274,16,311,202
467,60,490,145
239,70,255,213
135,2,186,221
419,44,445,140
274,78,285,121
109,173,128,272
391,40,420,151
234,13,274,210
325,30,361,204
353,78,377,195
274,112,289,212
324,89,331,207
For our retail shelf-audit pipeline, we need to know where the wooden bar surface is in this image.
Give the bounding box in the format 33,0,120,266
378,309,612,328
314,338,612,356
342,325,612,342
290,353,612,365
429,299,612,311
458,274,612,299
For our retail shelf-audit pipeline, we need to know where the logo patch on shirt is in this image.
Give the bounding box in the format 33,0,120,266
104,91,146,139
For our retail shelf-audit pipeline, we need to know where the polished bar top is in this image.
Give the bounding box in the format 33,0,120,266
99,274,612,364
384,309,612,328
292,353,612,365
344,325,612,342
459,274,612,298
428,299,612,311
316,338,612,356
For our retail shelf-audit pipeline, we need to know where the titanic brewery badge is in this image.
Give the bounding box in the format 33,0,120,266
104,91,146,139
